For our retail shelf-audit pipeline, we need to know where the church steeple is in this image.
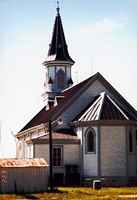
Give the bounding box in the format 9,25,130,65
42,4,75,106
43,4,74,65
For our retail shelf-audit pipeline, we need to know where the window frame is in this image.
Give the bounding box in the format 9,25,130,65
52,145,63,167
85,128,96,154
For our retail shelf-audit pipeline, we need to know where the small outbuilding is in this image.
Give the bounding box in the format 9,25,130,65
0,158,48,194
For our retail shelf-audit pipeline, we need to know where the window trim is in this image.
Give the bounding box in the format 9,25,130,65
85,128,96,154
53,145,63,167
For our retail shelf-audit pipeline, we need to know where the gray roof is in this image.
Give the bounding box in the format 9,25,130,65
18,72,137,134
77,92,131,121
43,8,74,64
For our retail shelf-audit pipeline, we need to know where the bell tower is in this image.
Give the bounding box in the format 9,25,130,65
42,3,75,107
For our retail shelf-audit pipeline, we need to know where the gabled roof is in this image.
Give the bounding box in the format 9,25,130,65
77,92,129,122
18,72,137,134
43,8,74,64
19,74,93,132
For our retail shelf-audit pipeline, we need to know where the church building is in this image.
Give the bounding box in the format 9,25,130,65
16,5,137,186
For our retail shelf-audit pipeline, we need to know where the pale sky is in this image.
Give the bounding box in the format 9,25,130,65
0,0,137,157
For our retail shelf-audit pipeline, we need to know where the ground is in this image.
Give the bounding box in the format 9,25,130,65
1,187,137,200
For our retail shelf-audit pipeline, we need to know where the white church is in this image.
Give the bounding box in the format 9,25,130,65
16,6,137,186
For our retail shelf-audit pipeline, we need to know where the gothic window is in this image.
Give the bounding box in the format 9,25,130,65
56,69,65,90
53,146,63,166
129,131,133,153
86,129,96,153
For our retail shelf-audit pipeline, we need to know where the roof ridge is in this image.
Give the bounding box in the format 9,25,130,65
97,74,137,119
97,92,106,120
106,94,129,120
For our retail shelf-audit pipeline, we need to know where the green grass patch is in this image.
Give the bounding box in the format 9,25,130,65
1,187,137,200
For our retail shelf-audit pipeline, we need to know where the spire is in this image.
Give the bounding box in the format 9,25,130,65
43,4,75,65
42,3,75,104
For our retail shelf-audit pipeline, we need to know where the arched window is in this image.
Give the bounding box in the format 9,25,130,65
129,131,133,153
56,69,65,90
86,129,96,153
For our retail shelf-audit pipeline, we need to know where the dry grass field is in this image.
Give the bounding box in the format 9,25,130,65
1,187,137,200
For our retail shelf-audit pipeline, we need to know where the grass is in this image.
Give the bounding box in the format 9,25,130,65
1,187,137,200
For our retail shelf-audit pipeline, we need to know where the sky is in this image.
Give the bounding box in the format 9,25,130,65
0,0,137,157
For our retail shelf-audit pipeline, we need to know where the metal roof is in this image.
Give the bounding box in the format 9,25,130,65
33,132,79,140
43,8,74,64
78,92,129,121
18,72,137,134
18,75,93,133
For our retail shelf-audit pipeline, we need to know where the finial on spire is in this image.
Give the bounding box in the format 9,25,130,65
56,0,60,14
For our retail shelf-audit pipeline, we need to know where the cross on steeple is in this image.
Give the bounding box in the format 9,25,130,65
57,0,60,14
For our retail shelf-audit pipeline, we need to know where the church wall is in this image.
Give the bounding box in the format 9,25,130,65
34,144,49,163
100,126,126,177
128,155,136,176
34,143,80,166
64,144,80,165
83,127,98,177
